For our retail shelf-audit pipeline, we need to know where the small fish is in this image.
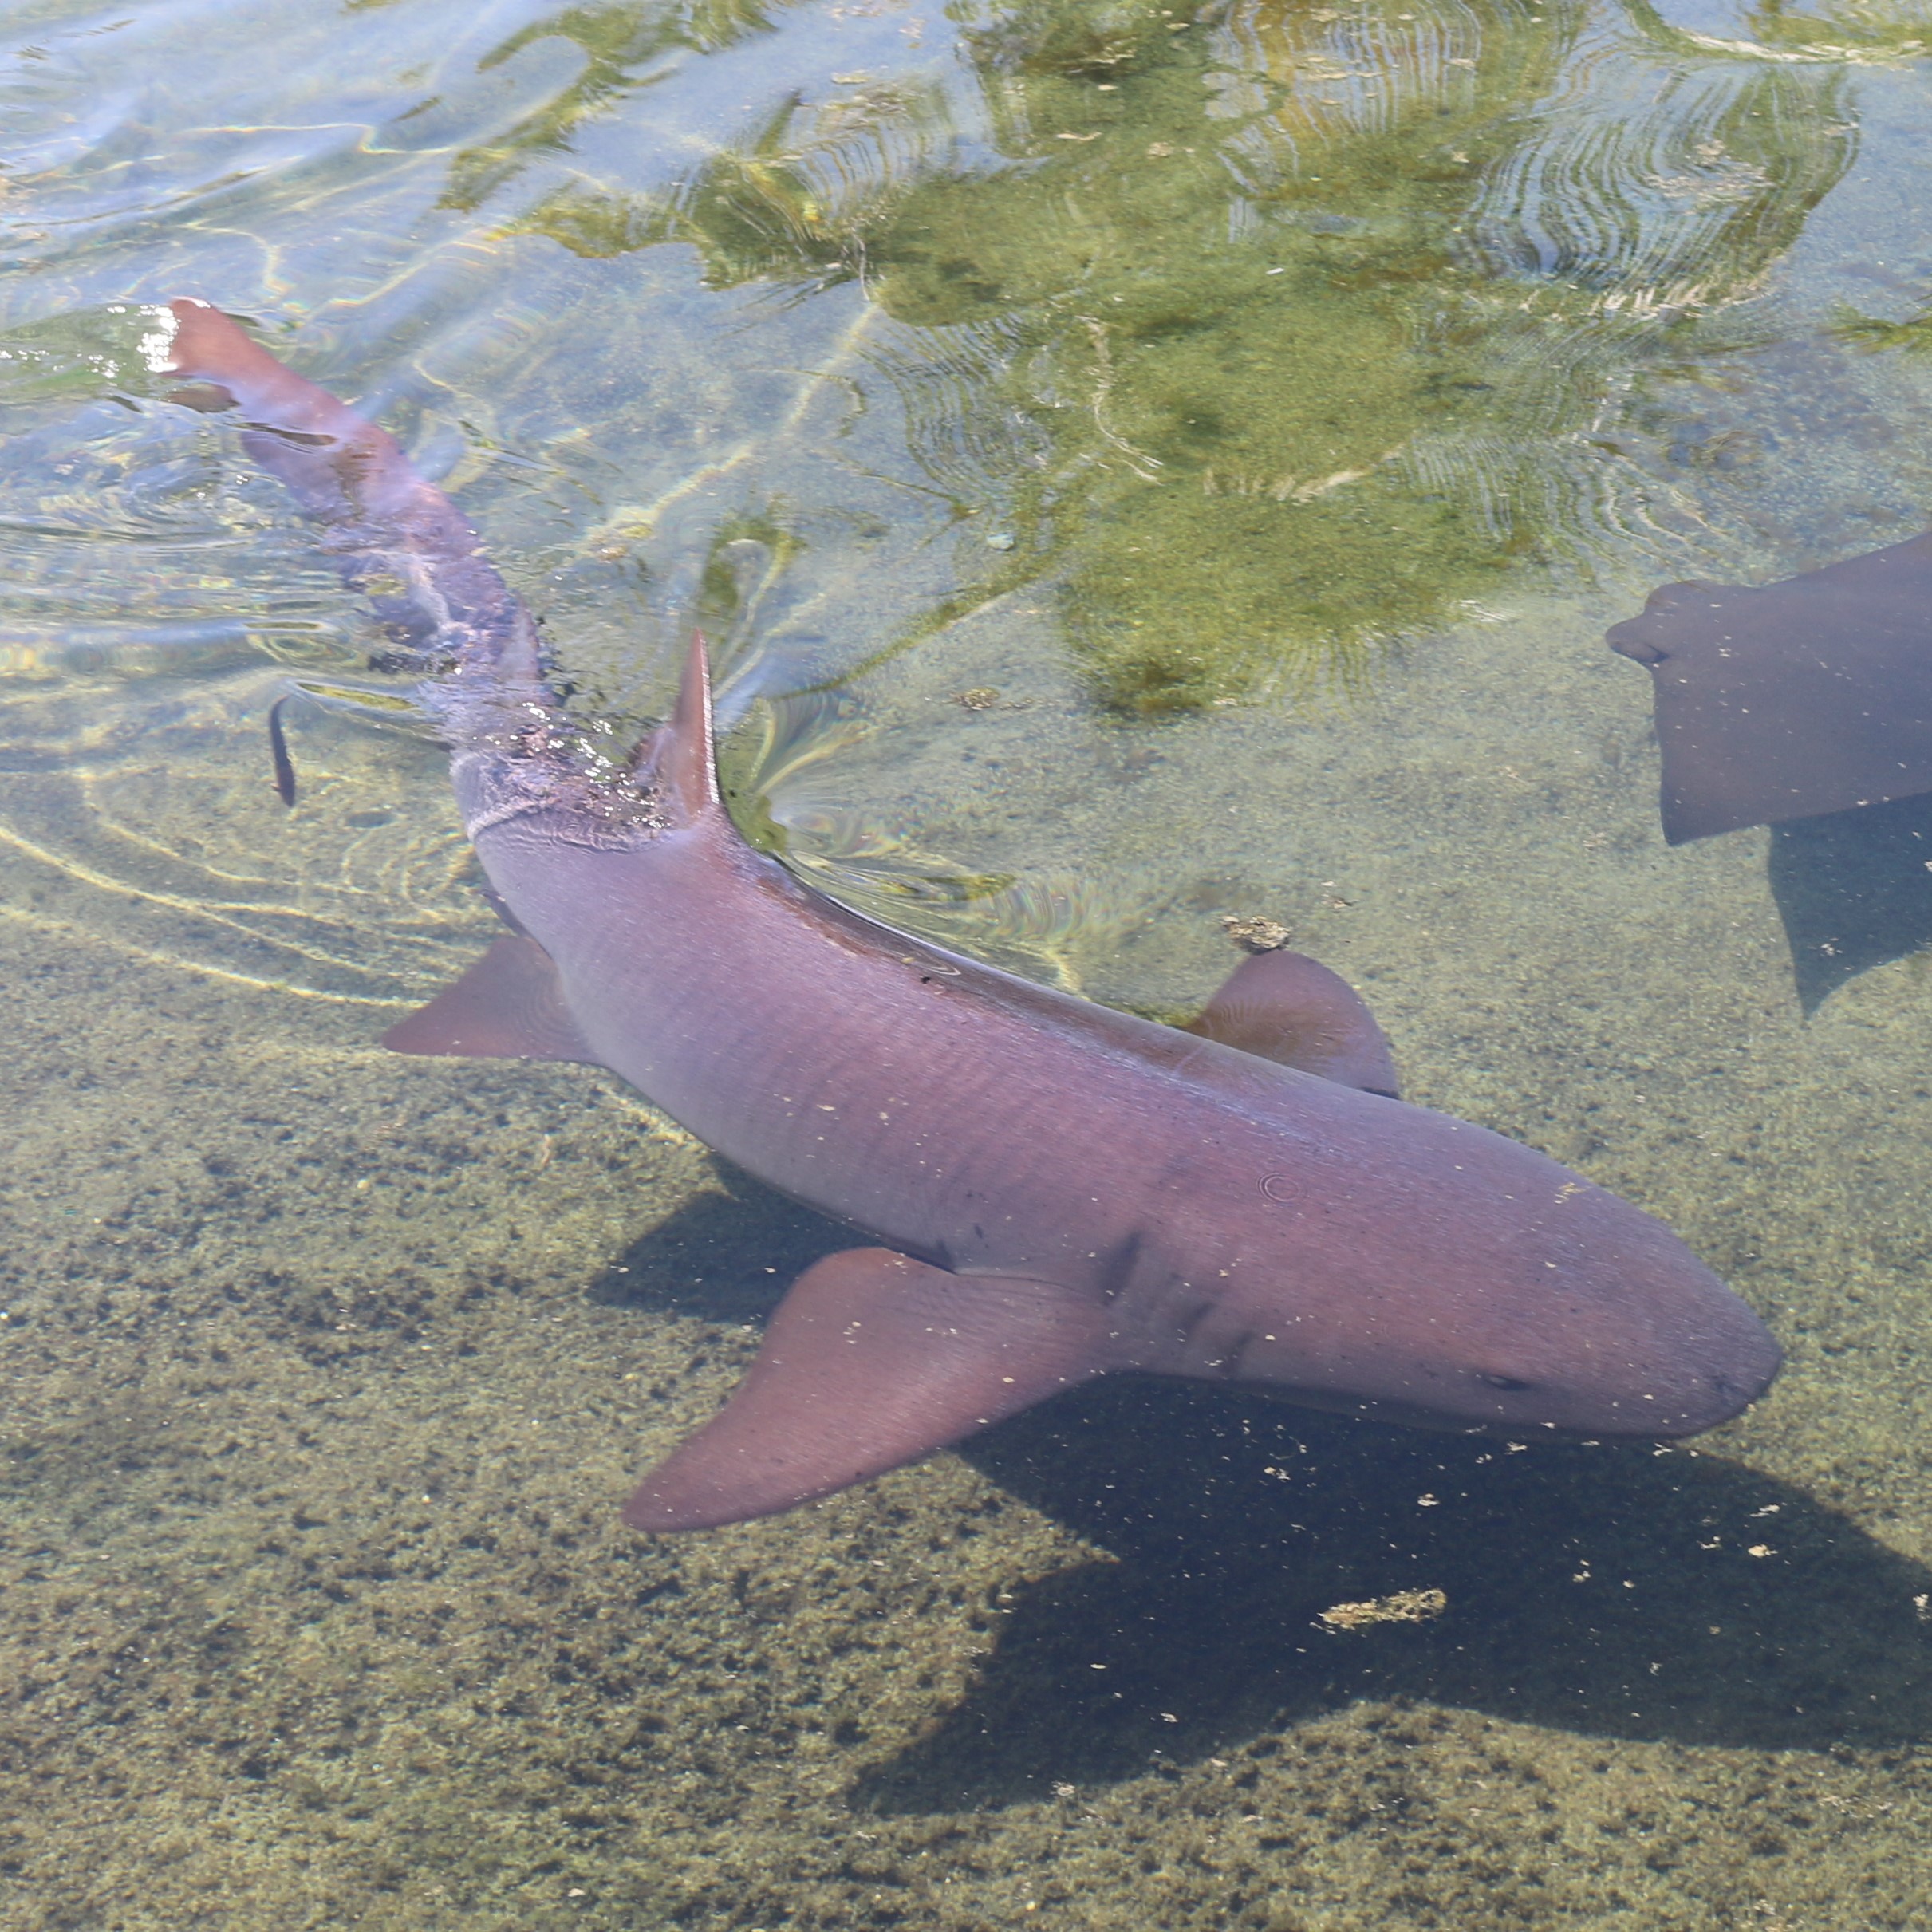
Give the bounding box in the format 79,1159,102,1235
159,298,1780,1532
266,693,297,805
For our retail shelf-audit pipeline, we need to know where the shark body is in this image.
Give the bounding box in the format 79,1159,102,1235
160,299,1780,1532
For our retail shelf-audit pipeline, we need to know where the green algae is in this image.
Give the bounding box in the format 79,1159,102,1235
1833,300,1932,356
500,0,1855,712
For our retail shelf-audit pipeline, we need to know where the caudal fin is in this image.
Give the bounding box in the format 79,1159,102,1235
156,297,542,685
160,299,374,457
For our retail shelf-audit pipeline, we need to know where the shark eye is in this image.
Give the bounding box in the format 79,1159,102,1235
1477,1372,1534,1392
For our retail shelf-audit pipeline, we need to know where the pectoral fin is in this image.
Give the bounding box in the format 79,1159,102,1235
383,933,595,1062
1185,949,1400,1098
624,1248,1107,1532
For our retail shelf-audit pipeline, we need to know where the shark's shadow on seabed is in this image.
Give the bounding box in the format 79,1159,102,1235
604,1177,1932,1813
1768,792,1932,1012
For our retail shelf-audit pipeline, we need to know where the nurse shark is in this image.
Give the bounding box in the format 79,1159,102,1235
156,298,1780,1532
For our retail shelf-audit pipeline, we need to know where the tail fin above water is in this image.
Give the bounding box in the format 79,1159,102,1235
156,298,541,686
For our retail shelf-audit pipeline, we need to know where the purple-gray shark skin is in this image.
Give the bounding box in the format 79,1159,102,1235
161,299,1782,1533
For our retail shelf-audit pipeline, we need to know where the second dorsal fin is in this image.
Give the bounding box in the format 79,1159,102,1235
640,633,720,825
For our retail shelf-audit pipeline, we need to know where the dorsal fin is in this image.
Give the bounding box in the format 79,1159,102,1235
643,633,720,824
1185,948,1401,1098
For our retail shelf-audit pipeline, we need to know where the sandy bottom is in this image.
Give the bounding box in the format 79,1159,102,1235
4,579,1932,1930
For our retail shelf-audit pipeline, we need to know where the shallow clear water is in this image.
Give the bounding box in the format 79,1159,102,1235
4,0,1932,1925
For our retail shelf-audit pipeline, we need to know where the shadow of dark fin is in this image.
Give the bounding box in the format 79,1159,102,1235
1768,792,1932,1012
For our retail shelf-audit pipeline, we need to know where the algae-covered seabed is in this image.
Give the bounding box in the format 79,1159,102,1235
6,0,1932,1924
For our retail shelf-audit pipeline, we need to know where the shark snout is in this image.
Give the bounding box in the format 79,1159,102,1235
1606,1291,1783,1438
1457,1230,1784,1439
1459,1324,1780,1437
1508,1160,1784,1435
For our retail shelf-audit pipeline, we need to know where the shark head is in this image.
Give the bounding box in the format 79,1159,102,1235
1288,1154,1782,1441
1451,1193,1778,1440
1149,1094,1783,1446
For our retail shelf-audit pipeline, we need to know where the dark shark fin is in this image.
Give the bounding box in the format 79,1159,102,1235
1607,534,1932,843
641,632,720,825
383,933,596,1062
1185,949,1400,1098
623,1248,1108,1532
